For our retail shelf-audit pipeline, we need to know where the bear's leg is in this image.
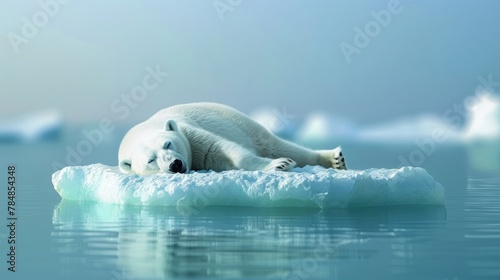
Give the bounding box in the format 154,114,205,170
200,136,297,172
256,134,347,170
229,147,297,172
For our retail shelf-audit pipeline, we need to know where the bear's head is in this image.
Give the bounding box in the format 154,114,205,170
118,119,191,175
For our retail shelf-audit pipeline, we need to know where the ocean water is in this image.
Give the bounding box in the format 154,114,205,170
0,127,499,280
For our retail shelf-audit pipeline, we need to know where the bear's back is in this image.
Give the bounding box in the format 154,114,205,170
146,102,268,147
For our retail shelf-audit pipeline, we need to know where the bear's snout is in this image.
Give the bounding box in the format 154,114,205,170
169,159,185,173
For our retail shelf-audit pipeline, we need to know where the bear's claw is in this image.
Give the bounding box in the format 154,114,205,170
265,158,296,172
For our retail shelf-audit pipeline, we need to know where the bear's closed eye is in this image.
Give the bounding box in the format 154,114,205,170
163,142,171,150
148,157,156,164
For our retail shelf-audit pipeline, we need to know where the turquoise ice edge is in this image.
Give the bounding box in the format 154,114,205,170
52,164,445,208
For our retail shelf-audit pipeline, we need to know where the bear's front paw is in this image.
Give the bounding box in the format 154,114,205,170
264,158,297,172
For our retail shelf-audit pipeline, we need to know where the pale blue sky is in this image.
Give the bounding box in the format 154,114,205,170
1,0,499,125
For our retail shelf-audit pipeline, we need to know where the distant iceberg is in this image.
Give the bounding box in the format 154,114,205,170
0,110,63,142
52,164,444,209
236,94,500,146
296,113,462,145
464,95,500,140
250,107,298,139
296,113,359,144
464,95,500,172
358,115,463,143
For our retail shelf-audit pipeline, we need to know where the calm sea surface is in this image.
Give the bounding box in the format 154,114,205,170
0,127,499,280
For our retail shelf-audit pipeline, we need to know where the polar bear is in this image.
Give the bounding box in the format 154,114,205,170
118,103,347,175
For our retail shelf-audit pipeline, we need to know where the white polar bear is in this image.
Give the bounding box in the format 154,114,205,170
118,103,347,175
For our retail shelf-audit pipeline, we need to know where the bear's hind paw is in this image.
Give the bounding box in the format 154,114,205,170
331,146,347,170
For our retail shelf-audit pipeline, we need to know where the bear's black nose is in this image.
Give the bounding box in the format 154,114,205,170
169,159,183,173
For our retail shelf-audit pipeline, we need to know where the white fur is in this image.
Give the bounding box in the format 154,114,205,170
118,103,347,175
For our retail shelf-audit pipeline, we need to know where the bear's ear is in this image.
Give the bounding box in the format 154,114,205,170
119,159,132,173
164,119,178,132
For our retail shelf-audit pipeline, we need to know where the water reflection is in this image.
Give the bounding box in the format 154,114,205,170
464,176,500,278
467,140,500,173
52,202,446,279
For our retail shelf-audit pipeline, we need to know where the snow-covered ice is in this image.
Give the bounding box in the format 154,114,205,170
52,165,444,208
